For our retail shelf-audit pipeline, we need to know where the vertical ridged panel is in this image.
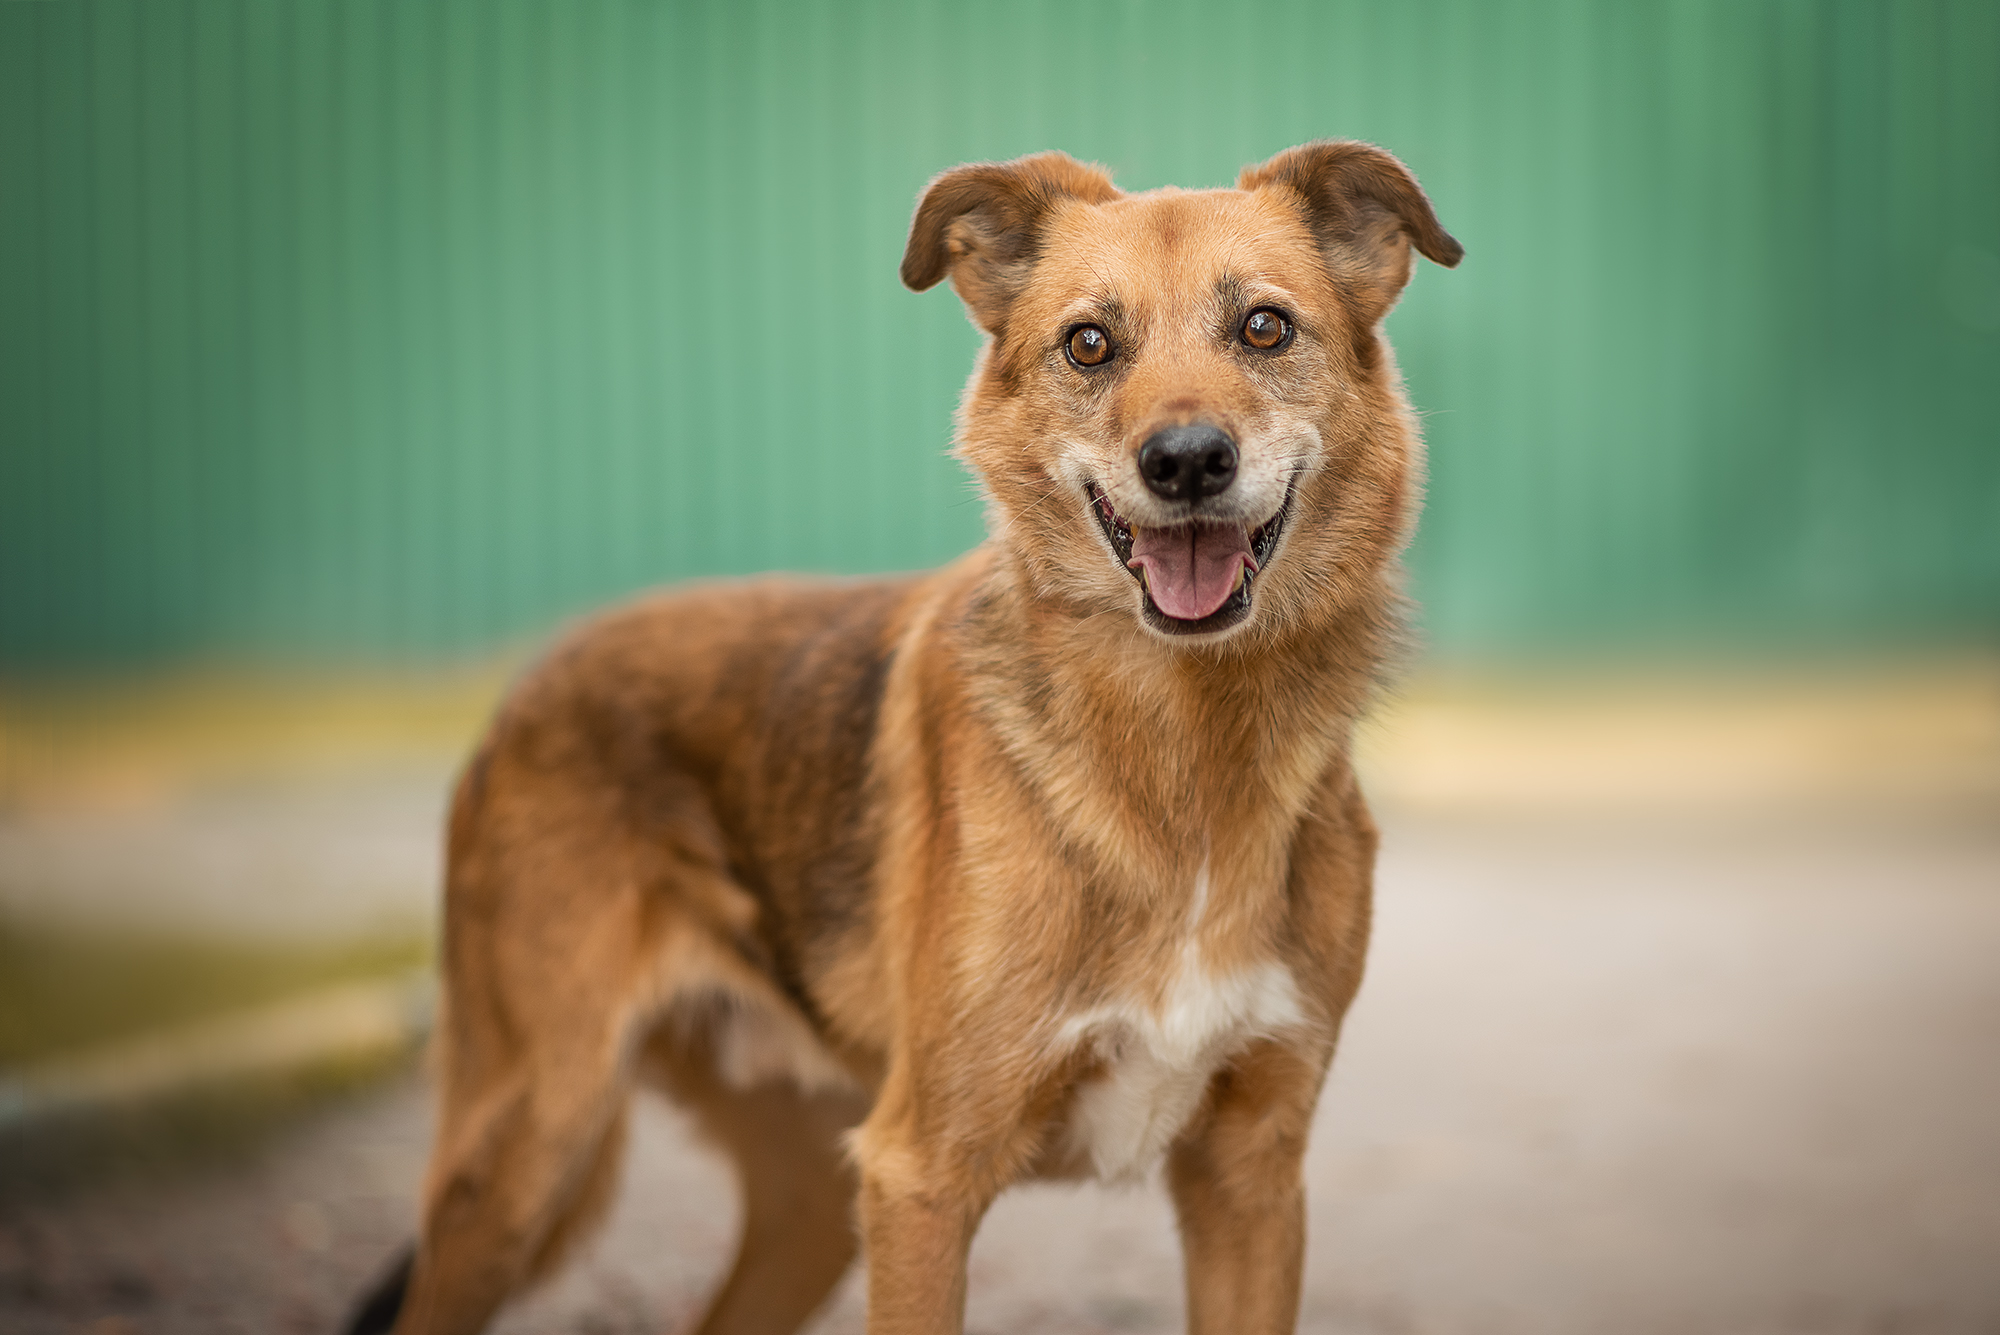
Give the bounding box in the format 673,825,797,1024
1,1,1995,665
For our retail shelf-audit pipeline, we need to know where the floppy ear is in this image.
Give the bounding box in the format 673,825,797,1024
1239,140,1462,325
901,151,1121,334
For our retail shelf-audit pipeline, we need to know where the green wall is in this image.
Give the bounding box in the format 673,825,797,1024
3,0,1996,666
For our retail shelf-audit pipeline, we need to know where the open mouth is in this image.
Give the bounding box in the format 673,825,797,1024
1088,479,1295,635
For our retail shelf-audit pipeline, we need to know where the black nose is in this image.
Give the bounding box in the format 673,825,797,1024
1137,424,1239,501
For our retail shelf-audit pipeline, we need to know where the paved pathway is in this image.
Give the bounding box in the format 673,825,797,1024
2,806,1997,1335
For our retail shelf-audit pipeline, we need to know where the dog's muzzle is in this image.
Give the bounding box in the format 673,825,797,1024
1088,478,1295,636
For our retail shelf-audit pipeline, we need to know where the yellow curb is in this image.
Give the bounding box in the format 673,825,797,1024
1357,659,2000,816
0,971,434,1130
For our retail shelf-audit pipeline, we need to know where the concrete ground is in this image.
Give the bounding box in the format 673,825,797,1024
3,798,1996,1335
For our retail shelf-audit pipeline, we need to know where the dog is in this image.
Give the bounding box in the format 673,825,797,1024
347,139,1460,1335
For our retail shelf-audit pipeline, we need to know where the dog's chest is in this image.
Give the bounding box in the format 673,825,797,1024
1056,955,1303,1182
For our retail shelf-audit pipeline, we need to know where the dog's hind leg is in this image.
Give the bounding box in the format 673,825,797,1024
385,735,739,1335
389,980,641,1333
390,916,646,1335
648,1044,869,1335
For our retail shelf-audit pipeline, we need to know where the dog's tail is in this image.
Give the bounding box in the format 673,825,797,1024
343,1243,415,1335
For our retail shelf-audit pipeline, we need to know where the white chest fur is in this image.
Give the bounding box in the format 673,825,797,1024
1054,862,1304,1181
1058,961,1303,1181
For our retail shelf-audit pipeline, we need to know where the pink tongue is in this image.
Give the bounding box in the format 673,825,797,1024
1128,524,1255,621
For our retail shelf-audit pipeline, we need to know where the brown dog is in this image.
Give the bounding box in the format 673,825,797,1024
348,140,1460,1335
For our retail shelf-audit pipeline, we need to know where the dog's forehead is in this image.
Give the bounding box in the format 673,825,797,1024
1033,187,1322,306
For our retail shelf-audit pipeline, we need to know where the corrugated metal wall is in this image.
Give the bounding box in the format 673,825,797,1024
3,0,1996,666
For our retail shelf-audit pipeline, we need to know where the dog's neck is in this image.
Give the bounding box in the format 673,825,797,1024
953,540,1393,877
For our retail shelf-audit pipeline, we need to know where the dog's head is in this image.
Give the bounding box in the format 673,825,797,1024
903,141,1461,645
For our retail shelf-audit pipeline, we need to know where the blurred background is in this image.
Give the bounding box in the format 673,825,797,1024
1,2,1996,1333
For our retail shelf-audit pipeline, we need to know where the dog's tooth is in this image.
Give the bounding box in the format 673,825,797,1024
1232,562,1246,595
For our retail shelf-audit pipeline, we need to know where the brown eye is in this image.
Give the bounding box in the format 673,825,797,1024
1242,308,1291,350
1067,324,1113,367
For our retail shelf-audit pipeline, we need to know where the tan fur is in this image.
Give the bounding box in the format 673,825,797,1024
387,141,1459,1335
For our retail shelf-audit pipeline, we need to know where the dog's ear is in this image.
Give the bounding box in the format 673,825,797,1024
1239,140,1462,324
901,152,1121,334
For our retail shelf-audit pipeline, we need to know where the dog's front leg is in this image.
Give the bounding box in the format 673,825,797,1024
1168,1041,1331,1335
850,1085,991,1335
851,1052,1043,1335
855,1168,981,1335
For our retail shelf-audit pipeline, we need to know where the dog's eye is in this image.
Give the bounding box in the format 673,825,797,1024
1241,309,1292,351
1067,325,1113,368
